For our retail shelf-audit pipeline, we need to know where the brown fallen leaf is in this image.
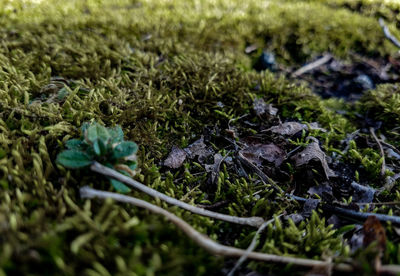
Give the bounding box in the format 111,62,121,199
291,139,335,179
267,122,326,136
363,216,386,252
164,146,187,168
239,143,285,167
184,136,213,163
363,216,386,273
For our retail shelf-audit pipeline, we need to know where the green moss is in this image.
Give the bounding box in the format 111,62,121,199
1,0,400,275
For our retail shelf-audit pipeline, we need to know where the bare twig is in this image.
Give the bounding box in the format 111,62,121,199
288,195,400,225
91,162,264,227
370,127,386,177
196,200,230,210
80,187,351,271
379,18,400,49
379,139,400,157
292,54,332,77
228,215,282,276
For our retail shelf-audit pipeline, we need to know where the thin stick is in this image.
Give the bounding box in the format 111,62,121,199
228,215,282,276
379,139,400,156
292,54,332,77
91,162,264,227
379,18,400,49
288,195,400,225
80,187,351,271
370,127,386,177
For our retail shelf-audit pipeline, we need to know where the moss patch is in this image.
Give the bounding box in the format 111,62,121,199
1,0,400,275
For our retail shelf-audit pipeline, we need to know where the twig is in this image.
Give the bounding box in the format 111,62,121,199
288,195,400,225
370,127,386,177
91,162,264,227
379,139,400,157
80,187,351,271
228,215,282,276
379,18,400,49
292,54,332,77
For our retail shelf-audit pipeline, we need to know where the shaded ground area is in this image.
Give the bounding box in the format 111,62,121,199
252,50,400,101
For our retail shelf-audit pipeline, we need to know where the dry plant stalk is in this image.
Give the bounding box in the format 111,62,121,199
80,186,350,271
91,162,264,227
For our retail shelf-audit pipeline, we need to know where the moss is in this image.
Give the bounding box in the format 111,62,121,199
1,0,400,275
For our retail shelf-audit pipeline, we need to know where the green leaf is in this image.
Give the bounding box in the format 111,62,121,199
109,178,131,193
127,161,137,171
93,140,101,156
93,139,108,156
65,139,84,150
80,122,91,135
56,150,92,168
86,123,110,145
113,141,138,159
109,125,124,143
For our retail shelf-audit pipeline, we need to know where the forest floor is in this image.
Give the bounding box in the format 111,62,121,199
2,0,400,275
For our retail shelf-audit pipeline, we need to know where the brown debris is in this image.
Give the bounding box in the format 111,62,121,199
267,122,326,136
240,143,285,167
164,146,187,168
184,136,213,162
291,139,335,179
253,98,278,117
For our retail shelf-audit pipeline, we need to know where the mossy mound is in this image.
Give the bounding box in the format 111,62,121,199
1,0,400,275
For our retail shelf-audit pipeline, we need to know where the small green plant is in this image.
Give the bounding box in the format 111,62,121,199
56,121,138,193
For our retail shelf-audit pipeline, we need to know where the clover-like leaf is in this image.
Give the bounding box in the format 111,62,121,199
56,150,92,169
65,139,85,150
86,123,110,145
109,178,131,193
113,141,138,159
109,125,124,144
92,139,108,156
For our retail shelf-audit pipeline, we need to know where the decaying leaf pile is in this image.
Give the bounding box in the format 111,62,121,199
2,0,400,275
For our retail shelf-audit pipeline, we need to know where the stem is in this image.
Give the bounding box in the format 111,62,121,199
288,195,400,225
91,162,265,227
379,18,400,49
80,187,351,271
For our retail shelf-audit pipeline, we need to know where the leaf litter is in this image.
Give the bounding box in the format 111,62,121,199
161,93,400,274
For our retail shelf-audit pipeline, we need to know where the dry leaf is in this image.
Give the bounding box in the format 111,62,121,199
164,146,187,168
268,122,326,136
363,215,386,272
239,143,285,167
291,140,335,179
363,216,386,252
184,136,213,163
